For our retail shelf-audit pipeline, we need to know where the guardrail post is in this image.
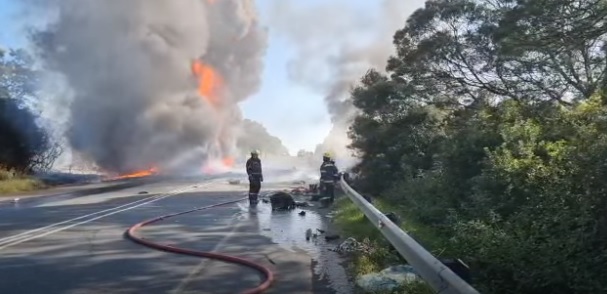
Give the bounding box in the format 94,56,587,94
441,258,472,284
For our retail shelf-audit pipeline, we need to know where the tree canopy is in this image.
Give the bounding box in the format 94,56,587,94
348,0,607,292
0,48,59,172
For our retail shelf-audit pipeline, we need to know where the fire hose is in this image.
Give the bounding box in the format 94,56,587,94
125,197,274,294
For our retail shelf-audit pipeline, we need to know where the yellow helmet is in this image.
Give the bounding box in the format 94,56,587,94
251,150,260,156
323,152,332,158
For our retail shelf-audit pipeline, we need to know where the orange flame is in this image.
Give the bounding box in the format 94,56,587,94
114,167,159,180
222,156,235,167
200,157,235,175
191,60,224,108
191,58,234,172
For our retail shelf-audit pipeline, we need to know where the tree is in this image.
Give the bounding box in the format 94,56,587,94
0,48,59,172
387,0,607,105
347,0,607,292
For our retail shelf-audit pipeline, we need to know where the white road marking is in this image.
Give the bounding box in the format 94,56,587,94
0,183,209,250
171,211,244,294
0,192,181,250
0,193,169,246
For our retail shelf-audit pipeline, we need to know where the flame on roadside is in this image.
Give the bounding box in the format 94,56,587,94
200,156,236,175
222,156,235,167
97,0,244,178
113,167,159,180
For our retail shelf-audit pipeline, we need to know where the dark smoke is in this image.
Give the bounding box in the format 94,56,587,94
267,0,424,165
24,0,267,173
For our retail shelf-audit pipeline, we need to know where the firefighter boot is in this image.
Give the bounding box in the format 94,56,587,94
249,193,258,206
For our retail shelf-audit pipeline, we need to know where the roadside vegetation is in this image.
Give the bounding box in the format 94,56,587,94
336,0,607,293
0,48,60,195
334,196,435,294
0,168,45,195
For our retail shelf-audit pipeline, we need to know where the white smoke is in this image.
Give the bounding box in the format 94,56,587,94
266,0,425,168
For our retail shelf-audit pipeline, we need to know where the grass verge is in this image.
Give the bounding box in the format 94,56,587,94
0,169,46,195
333,195,446,294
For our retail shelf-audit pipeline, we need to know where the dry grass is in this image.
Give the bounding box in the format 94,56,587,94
0,168,46,195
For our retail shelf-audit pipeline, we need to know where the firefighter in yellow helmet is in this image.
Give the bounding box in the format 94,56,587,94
246,150,263,206
319,152,339,203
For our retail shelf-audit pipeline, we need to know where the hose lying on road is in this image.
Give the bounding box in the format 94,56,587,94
125,198,274,294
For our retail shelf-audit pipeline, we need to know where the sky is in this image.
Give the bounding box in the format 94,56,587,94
241,0,332,154
0,0,403,156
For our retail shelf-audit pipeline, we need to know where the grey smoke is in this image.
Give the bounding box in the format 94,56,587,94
23,0,267,173
236,119,289,156
267,0,424,163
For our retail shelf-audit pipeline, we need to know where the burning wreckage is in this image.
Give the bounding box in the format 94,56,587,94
31,0,267,179
102,60,238,180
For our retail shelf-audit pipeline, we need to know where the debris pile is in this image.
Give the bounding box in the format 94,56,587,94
295,201,310,207
303,227,340,242
269,191,296,210
290,186,308,195
330,237,369,254
286,182,320,197
356,265,420,293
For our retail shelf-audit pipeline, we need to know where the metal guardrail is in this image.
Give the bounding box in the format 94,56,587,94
339,175,481,294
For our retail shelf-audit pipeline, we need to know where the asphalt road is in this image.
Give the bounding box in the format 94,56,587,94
0,176,324,294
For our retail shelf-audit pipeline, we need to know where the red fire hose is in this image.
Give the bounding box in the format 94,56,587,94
125,198,274,294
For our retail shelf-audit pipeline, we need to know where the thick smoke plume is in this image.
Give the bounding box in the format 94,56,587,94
267,0,424,166
25,0,267,173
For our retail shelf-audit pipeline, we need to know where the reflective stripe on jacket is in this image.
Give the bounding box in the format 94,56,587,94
320,161,338,182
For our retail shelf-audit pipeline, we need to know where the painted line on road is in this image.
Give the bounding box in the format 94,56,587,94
0,186,190,246
0,193,173,246
0,183,210,250
0,192,179,250
0,186,200,250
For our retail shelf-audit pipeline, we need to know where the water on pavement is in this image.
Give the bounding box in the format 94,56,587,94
234,191,354,294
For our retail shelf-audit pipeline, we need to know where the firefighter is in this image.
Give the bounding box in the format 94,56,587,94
319,152,339,203
246,150,263,206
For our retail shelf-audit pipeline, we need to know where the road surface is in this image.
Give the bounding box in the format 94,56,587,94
0,175,338,294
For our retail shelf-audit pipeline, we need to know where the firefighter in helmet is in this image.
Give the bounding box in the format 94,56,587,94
319,152,339,203
246,150,263,206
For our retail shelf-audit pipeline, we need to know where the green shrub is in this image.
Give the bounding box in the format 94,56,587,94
334,197,441,294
